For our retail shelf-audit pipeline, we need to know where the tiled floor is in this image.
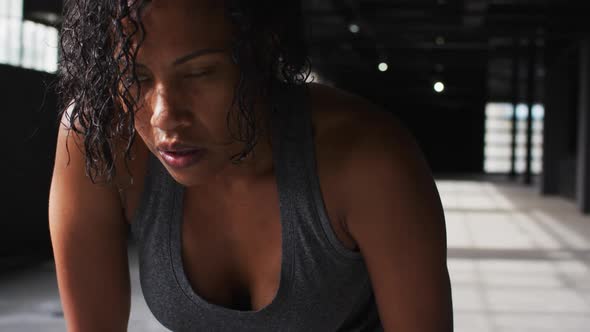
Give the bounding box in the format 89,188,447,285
1,179,589,331
439,180,590,332
0,244,162,332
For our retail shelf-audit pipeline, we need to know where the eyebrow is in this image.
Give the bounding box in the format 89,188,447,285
172,48,227,66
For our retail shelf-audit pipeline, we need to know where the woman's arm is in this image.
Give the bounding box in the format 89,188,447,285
48,108,131,332
343,111,453,332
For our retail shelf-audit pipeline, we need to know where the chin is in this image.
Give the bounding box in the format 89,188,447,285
158,162,210,188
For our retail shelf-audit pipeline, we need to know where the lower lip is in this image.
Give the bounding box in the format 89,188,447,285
159,149,207,169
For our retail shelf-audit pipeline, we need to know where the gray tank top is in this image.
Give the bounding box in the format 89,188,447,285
130,84,384,331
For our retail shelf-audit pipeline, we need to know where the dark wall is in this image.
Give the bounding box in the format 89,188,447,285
0,65,58,258
23,0,63,15
319,66,487,175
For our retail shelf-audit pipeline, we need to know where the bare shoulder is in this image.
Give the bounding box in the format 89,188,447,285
113,135,150,225
307,82,387,132
307,82,438,224
60,104,150,225
307,82,424,176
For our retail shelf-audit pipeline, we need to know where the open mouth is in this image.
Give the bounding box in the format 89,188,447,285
159,149,207,168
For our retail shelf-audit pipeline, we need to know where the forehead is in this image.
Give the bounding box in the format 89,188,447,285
132,0,232,61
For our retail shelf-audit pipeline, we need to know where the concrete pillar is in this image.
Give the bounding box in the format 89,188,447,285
541,42,574,196
509,36,520,180
524,37,536,185
577,39,590,213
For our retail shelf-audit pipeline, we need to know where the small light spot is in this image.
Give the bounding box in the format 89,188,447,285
434,81,445,93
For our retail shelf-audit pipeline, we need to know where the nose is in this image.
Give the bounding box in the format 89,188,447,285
150,84,192,132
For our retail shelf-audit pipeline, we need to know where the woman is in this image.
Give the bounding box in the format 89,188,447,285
48,0,453,331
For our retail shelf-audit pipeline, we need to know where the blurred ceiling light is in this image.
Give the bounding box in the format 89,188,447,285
434,81,445,93
435,36,446,46
378,62,388,72
349,23,360,34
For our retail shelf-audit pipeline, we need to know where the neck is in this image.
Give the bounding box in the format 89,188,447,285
209,101,276,194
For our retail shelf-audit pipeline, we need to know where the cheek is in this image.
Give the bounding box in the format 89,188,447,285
133,109,153,140
186,83,237,131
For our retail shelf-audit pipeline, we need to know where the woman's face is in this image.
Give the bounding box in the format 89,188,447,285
127,0,258,187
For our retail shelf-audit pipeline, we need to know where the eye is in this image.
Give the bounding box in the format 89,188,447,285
137,74,152,82
184,69,213,79
123,74,151,87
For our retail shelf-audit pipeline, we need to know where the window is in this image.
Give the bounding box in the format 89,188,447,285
0,0,58,73
484,103,544,174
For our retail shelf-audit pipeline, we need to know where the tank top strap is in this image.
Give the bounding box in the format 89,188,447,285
271,83,364,261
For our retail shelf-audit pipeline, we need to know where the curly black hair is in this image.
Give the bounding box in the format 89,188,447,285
57,0,311,185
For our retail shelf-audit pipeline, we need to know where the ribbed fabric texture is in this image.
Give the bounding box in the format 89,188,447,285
130,84,384,332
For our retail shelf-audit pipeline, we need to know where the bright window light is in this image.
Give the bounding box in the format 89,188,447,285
516,104,529,119
484,103,545,174
0,0,22,66
0,0,58,73
22,20,59,72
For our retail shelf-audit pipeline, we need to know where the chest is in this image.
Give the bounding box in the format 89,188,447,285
179,183,284,311
127,172,356,312
178,168,357,310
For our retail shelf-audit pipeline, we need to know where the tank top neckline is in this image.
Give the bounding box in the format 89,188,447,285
165,85,306,318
